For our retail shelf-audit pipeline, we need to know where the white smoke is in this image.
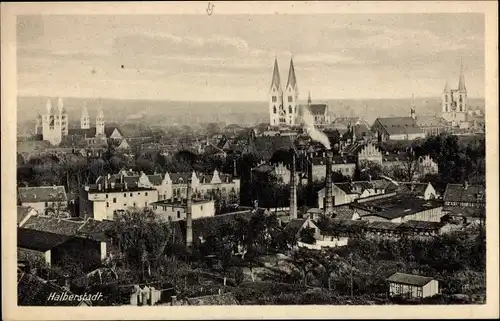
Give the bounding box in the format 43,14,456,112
300,105,331,150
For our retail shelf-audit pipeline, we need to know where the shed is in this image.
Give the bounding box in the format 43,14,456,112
387,272,439,299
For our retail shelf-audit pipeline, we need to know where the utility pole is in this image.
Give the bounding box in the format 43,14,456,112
349,253,354,298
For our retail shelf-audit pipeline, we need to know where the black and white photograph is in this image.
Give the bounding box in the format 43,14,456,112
2,1,498,319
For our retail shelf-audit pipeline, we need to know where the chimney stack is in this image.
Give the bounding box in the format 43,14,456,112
289,152,297,220
324,150,334,214
186,178,193,247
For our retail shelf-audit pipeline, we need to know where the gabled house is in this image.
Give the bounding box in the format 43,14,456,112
371,117,426,142
387,272,439,299
397,182,438,200
18,186,68,216
442,182,485,225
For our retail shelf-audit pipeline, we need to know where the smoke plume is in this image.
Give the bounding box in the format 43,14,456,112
300,106,331,150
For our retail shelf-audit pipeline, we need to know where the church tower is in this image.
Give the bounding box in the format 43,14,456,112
284,56,299,126
80,103,90,129
410,94,416,119
457,61,467,113
96,108,105,136
41,99,62,145
441,80,451,114
57,97,68,136
269,57,283,126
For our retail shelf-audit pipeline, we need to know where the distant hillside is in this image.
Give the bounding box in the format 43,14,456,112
17,96,485,136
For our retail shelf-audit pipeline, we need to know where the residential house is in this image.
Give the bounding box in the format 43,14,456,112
309,154,357,181
415,116,450,136
371,117,426,142
161,170,240,203
442,182,485,225
355,193,444,223
252,162,298,184
387,272,439,299
317,179,398,209
286,217,349,250
397,182,438,200
18,186,68,216
150,199,215,221
80,176,158,220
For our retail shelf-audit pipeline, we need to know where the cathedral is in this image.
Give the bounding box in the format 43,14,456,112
35,98,112,146
441,62,468,124
268,57,299,126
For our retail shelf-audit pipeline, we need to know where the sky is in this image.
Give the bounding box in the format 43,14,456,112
17,14,485,101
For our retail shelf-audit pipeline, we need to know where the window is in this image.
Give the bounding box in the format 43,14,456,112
145,192,148,196
177,211,181,218
45,202,48,207
273,106,277,114
272,96,277,102
133,202,136,207
124,193,127,197
145,202,147,207
138,192,141,195
113,198,117,203
124,203,127,207
288,106,292,113
288,96,293,102
201,205,204,211
106,202,109,208
130,193,133,197
106,194,109,199
445,95,448,102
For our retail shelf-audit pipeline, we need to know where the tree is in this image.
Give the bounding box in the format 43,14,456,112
357,160,384,180
108,208,172,281
288,248,322,286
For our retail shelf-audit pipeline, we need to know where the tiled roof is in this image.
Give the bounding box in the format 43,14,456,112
308,104,328,115
443,206,485,218
96,173,163,187
398,220,443,231
17,206,35,224
310,155,357,166
374,117,424,135
17,228,72,252
386,272,434,286
415,116,448,127
18,186,67,203
186,293,239,305
444,184,485,204
18,273,89,306
353,195,442,220
341,124,374,141
331,205,356,220
397,182,430,196
86,183,156,193
22,216,83,236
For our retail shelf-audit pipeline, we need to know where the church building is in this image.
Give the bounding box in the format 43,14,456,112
268,57,299,126
441,62,468,125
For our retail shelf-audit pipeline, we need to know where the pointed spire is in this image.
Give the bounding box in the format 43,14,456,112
45,99,52,114
286,56,297,89
307,91,312,105
443,79,451,93
81,102,89,117
458,59,466,92
270,57,281,91
97,107,104,118
57,97,64,113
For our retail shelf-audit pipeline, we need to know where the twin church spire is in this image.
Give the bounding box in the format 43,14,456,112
269,56,299,126
270,56,298,92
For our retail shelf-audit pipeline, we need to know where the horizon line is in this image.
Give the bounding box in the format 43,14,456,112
17,94,486,103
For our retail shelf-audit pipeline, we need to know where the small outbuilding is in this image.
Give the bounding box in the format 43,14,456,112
387,272,439,299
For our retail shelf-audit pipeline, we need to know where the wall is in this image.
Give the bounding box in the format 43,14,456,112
152,201,215,221
88,189,159,220
401,207,443,223
389,282,422,298
422,280,439,298
21,202,46,214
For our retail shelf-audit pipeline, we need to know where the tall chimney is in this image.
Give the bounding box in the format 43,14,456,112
233,157,237,177
324,150,334,214
186,178,193,247
289,152,297,219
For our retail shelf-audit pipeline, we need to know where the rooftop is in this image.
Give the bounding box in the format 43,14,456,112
150,199,213,207
352,194,442,220
374,117,425,135
18,186,67,203
444,183,485,204
386,272,435,286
